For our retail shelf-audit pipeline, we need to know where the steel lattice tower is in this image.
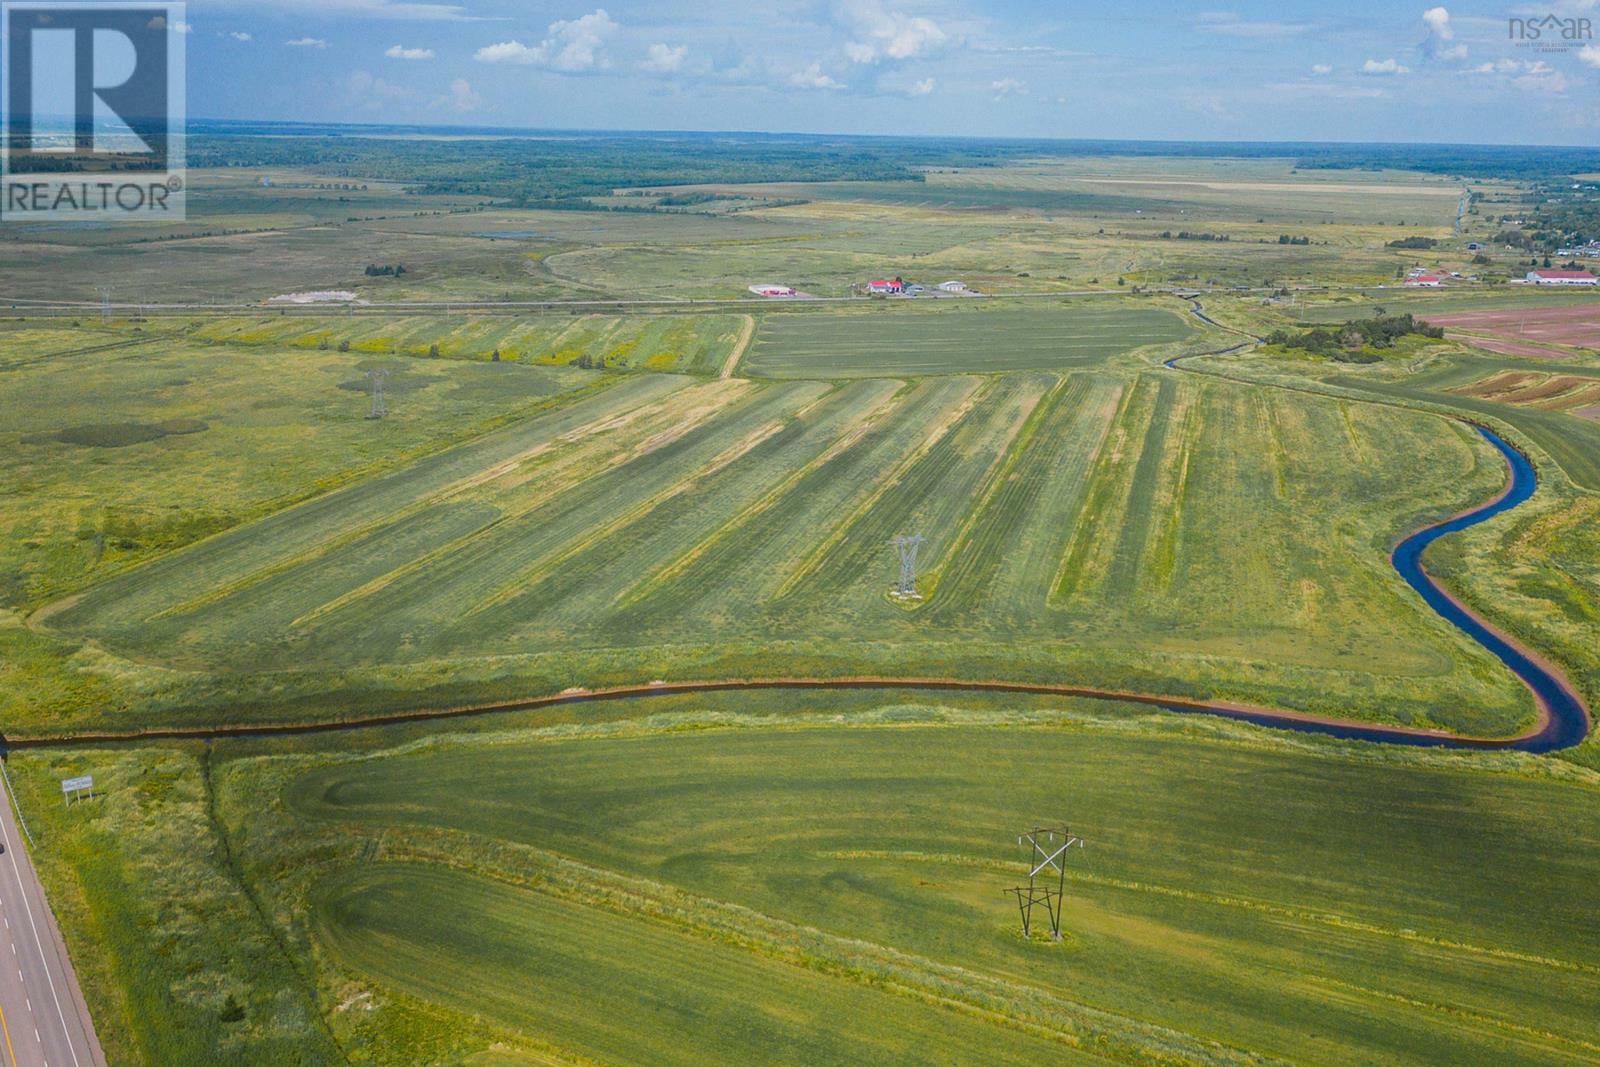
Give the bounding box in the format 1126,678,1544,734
890,534,925,598
1006,826,1084,941
365,368,389,419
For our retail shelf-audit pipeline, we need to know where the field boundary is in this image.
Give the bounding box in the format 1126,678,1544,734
0,671,1573,753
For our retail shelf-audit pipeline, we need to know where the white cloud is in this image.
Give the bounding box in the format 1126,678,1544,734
991,77,1026,97
385,44,435,59
345,69,413,108
790,61,845,90
1421,7,1466,61
1361,57,1410,74
441,78,481,112
1473,58,1560,77
1197,12,1312,38
1512,60,1569,92
836,0,947,63
287,36,329,48
1581,43,1600,68
474,9,618,72
641,42,687,73
908,77,935,96
229,31,252,42
1311,62,1332,74
172,20,193,33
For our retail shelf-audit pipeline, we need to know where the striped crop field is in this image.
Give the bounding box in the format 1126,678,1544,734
740,304,1199,377
42,356,1530,735
190,311,747,373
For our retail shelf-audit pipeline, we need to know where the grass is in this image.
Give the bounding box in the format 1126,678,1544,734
188,312,747,374
1162,314,1600,765
14,692,1600,1064
0,325,594,611
23,341,1536,737
740,302,1199,378
5,147,1600,1067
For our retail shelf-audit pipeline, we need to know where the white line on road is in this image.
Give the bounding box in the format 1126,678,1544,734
0,798,81,1067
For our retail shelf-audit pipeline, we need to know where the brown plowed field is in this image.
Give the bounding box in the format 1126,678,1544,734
1424,303,1600,352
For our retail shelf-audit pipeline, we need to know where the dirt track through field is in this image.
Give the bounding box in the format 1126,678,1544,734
719,315,756,379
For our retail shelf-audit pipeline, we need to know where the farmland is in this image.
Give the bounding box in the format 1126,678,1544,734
10,694,1600,1064
3,132,1600,1067
188,311,748,373
740,303,1198,377
23,337,1535,737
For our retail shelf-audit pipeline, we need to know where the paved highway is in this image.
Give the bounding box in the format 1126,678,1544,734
0,773,103,1067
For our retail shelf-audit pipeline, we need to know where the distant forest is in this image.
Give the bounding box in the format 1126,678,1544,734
182,122,1600,206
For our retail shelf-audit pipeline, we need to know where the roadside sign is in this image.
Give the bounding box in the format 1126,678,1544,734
61,775,92,804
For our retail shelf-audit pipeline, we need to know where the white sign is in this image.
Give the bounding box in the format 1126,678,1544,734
60,775,92,793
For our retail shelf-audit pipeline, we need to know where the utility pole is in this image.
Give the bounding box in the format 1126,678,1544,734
890,534,925,599
1006,826,1083,941
365,368,389,419
96,286,113,324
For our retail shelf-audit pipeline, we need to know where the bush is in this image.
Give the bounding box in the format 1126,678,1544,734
1265,314,1443,361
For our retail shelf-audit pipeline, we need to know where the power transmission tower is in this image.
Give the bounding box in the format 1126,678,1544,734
890,534,925,599
365,368,389,419
96,286,113,324
1006,826,1083,941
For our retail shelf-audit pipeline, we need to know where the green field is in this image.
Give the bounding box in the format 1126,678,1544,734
12,694,1600,1065
22,336,1536,737
740,303,1199,377
187,311,747,374
4,141,1600,1067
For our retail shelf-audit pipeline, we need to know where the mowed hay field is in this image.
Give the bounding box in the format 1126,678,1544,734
740,304,1199,378
38,345,1532,734
19,699,1600,1065
189,311,747,374
0,325,594,609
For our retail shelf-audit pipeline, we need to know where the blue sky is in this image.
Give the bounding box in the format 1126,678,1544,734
182,1,1600,144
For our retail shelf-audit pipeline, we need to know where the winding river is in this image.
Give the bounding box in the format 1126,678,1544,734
1386,427,1589,752
8,324,1591,752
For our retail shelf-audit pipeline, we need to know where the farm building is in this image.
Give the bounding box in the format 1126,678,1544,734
866,278,905,294
1404,275,1442,288
748,284,798,298
1526,269,1598,285
937,280,968,292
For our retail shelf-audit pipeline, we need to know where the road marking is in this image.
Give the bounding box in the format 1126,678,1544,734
0,785,82,1067
0,995,19,1067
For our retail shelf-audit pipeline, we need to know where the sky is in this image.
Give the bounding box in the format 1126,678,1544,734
179,1,1600,144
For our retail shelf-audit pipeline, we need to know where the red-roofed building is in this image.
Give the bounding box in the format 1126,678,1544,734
1527,269,1598,285
866,277,905,294
1404,275,1441,287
